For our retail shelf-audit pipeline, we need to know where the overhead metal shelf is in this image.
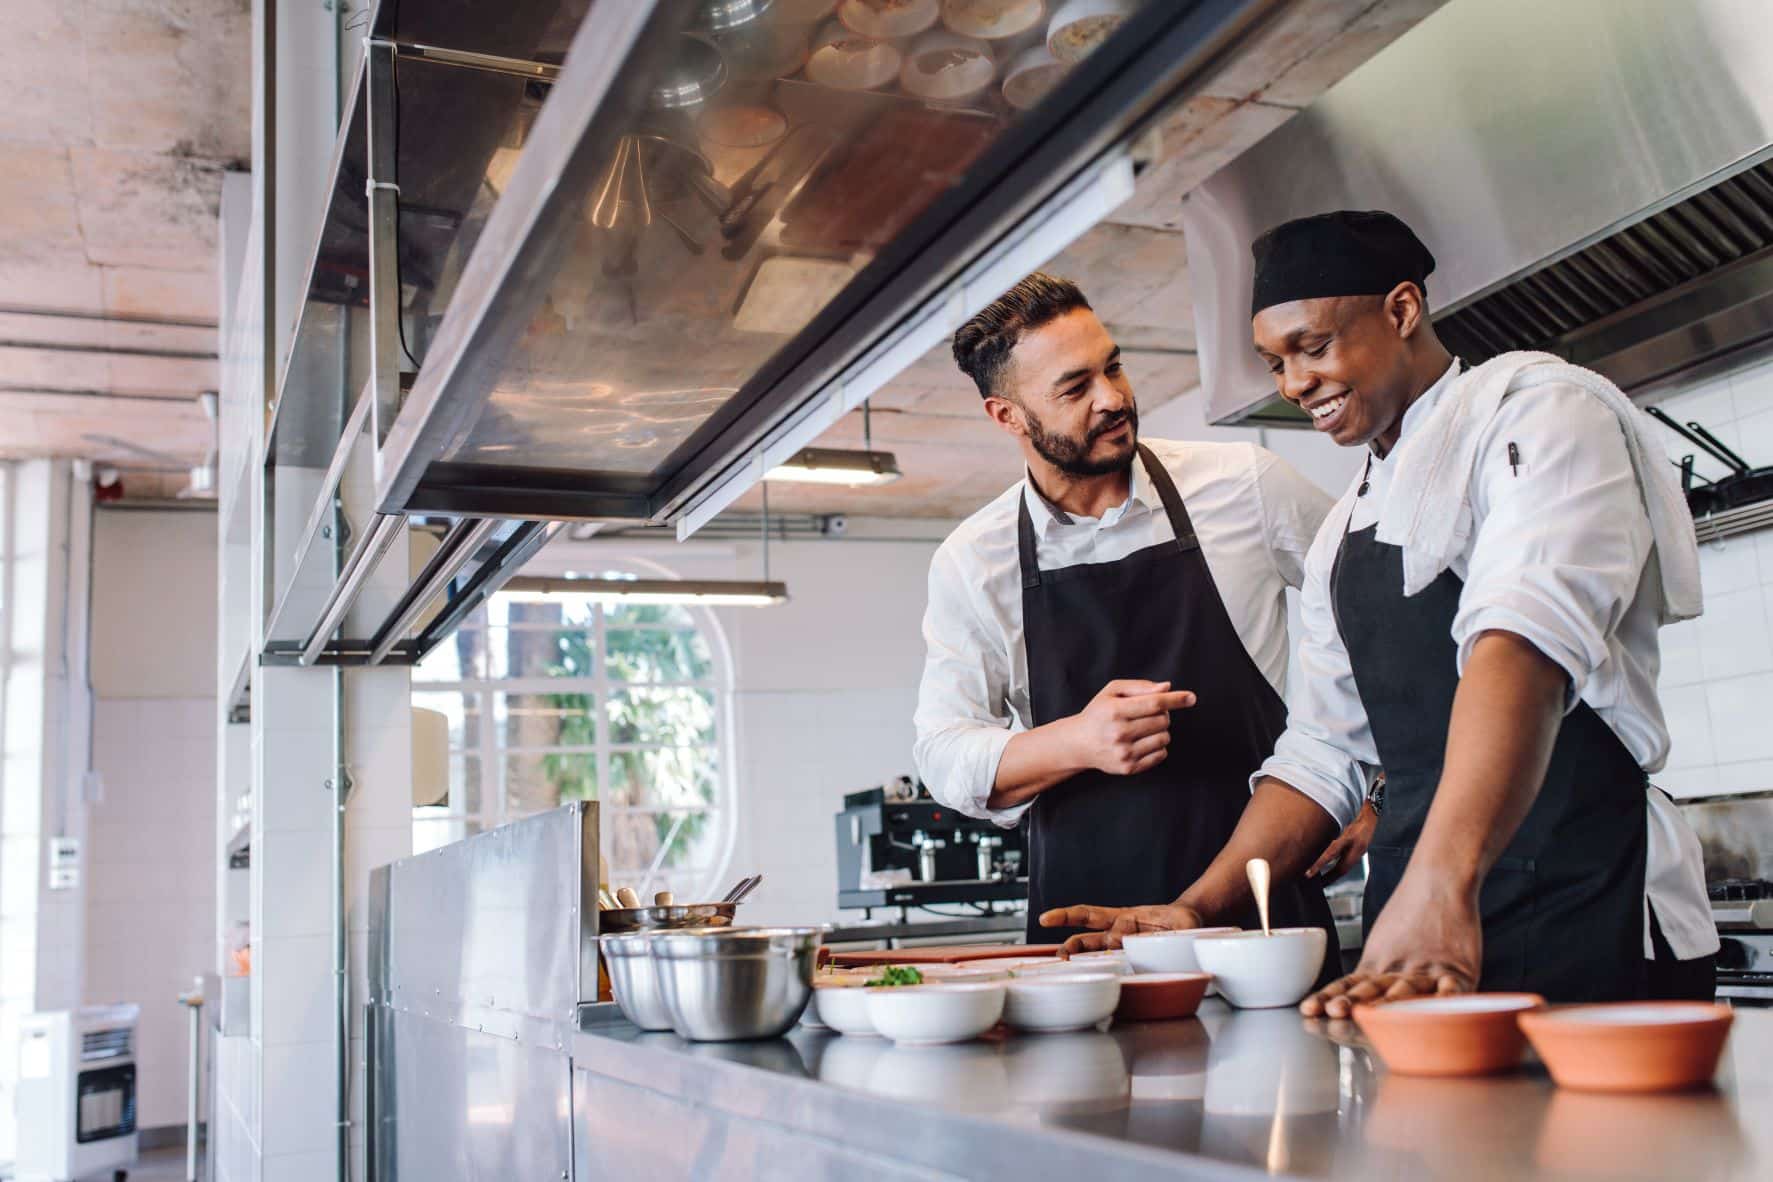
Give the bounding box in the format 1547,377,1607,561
369,0,1281,529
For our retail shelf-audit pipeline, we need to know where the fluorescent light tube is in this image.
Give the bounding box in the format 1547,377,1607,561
502,576,789,606
764,447,902,486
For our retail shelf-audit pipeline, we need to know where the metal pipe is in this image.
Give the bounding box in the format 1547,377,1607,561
332,663,349,1182
0,337,217,361
180,984,203,1182
298,513,403,665
365,517,498,665
0,304,218,330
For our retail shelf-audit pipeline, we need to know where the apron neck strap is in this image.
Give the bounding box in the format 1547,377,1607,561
1015,445,1199,588
1137,444,1199,552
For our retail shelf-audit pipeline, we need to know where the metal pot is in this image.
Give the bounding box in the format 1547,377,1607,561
599,901,740,933
600,932,676,1031
648,926,822,1041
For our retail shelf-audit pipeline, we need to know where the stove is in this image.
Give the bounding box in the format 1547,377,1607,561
1709,879,1773,1003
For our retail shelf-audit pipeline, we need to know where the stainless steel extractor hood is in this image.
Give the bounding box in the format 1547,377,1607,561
1183,0,1773,427
359,0,1291,530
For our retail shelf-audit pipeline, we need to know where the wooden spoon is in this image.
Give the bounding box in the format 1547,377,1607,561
1247,857,1272,937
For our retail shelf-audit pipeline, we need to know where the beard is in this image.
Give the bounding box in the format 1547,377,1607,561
1024,404,1140,477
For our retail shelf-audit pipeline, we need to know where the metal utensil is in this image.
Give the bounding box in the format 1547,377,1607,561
648,926,822,1040
1247,857,1272,937
720,873,762,904
600,932,676,1030
649,35,728,111
695,0,775,32
599,902,739,933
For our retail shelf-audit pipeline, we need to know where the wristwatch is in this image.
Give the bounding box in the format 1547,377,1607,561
1367,773,1385,817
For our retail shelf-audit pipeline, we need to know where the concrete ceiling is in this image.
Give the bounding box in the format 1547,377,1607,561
0,0,1442,510
0,0,248,487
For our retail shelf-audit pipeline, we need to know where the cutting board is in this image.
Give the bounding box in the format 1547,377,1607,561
827,943,1063,967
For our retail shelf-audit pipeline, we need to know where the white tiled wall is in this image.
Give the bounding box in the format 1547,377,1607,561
1647,354,1773,799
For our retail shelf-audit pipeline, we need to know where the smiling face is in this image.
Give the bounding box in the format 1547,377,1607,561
1251,284,1429,451
987,307,1138,477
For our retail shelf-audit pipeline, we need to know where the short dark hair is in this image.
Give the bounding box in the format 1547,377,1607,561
952,272,1092,399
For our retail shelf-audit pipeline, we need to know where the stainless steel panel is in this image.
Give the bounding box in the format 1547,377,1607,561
1189,0,1773,425
374,0,1282,521
384,802,600,1037
386,1009,572,1182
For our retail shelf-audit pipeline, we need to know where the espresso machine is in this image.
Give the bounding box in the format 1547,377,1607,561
834,777,1028,913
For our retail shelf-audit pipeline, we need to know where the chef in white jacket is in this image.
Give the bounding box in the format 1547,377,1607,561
1045,210,1718,1012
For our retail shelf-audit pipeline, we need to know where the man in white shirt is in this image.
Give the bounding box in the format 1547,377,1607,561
1044,211,1718,1008
914,272,1342,955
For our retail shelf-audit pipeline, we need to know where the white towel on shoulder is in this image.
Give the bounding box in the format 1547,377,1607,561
1376,350,1704,625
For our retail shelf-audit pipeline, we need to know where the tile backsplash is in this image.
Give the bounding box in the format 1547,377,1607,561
1648,352,1773,800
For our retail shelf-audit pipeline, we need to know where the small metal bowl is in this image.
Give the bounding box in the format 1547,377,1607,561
650,35,728,110
599,901,739,933
599,932,676,1031
649,926,823,1041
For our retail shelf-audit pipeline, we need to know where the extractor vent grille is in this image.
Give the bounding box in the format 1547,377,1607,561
81,1027,132,1061
1436,159,1773,372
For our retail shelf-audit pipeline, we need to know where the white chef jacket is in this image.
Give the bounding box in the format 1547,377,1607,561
1258,362,1718,959
914,438,1333,827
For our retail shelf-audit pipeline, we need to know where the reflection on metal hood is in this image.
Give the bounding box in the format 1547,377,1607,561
1184,0,1773,427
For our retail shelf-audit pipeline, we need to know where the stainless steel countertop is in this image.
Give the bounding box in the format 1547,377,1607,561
575,1000,1773,1181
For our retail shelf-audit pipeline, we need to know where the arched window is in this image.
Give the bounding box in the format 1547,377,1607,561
412,574,735,901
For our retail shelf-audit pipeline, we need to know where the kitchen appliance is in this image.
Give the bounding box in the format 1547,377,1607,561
1710,879,1773,1004
1184,0,1773,428
835,782,1027,912
13,1005,140,1182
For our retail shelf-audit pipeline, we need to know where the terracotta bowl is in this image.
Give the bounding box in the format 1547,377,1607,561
1116,973,1211,1022
1518,1002,1735,1093
1353,993,1545,1076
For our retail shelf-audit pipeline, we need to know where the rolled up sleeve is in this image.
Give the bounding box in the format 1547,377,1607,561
913,544,1030,828
1452,385,1653,708
1255,504,1377,829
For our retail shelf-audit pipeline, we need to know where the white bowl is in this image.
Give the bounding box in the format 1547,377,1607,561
957,955,1057,976
1046,0,1135,64
942,0,1045,40
1002,42,1068,110
813,983,879,1036
899,29,996,101
1069,949,1132,975
1190,928,1326,1009
838,0,940,39
1120,927,1239,982
1005,972,1121,1033
806,21,904,90
865,982,1006,1046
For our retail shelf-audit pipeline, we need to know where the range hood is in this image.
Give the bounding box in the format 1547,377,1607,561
330,0,1292,531
1184,0,1773,427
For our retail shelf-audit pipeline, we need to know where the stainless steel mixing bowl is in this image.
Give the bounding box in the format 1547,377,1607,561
600,932,677,1031
648,926,822,1041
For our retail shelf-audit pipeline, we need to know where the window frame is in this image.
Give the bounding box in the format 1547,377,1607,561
413,584,738,901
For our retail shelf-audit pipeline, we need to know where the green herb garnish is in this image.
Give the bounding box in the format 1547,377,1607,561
864,965,925,988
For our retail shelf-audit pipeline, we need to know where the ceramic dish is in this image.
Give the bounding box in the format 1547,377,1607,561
1116,972,1212,1022
812,981,880,1036
1004,971,1122,1033
806,21,904,90
839,0,941,39
899,29,996,102
1190,928,1326,1009
865,981,1007,1045
1046,0,1135,64
942,0,1044,40
1002,42,1068,110
1120,927,1239,980
956,955,1059,976
1518,1002,1735,1093
1353,993,1545,1076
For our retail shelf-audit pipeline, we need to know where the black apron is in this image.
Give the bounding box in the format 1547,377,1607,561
1331,512,1648,1002
1021,445,1337,962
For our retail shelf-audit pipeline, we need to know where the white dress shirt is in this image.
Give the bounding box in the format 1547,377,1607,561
1259,362,1718,959
915,438,1333,827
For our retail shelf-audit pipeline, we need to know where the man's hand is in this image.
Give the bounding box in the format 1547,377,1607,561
1299,874,1481,1018
1064,680,1196,776
1306,800,1378,883
1039,902,1204,957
